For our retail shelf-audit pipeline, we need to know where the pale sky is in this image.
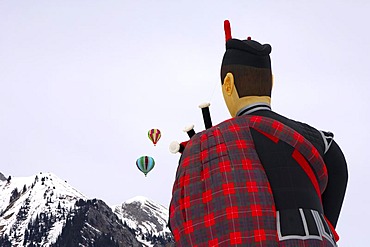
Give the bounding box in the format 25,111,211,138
1,1,369,245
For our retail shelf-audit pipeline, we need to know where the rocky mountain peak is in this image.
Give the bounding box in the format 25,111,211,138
0,172,6,181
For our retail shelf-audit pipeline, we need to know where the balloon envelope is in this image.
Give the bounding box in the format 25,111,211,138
148,129,161,146
136,156,155,176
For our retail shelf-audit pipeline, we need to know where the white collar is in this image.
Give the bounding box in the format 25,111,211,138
236,103,271,116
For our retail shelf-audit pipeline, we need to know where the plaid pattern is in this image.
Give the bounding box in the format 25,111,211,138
248,116,328,196
170,116,335,247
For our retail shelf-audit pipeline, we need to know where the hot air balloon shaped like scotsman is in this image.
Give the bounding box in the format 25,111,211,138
168,20,348,247
136,156,155,177
148,129,161,146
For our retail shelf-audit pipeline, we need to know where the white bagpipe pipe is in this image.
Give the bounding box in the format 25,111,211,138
169,102,213,154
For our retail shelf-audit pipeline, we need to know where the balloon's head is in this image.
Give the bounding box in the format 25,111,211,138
221,20,273,117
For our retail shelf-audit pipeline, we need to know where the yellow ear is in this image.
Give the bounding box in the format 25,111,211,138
223,72,234,96
272,74,274,89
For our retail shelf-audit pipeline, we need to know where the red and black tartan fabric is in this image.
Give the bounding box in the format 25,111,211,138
169,115,336,247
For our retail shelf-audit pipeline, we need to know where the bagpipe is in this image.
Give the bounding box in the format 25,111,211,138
169,102,213,154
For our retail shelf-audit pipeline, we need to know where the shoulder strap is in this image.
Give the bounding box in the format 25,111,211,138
246,115,328,195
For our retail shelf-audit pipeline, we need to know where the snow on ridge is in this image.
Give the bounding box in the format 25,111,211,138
0,172,86,201
124,195,150,205
119,195,169,225
123,196,168,213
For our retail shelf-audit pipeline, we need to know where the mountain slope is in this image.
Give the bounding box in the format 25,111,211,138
0,172,86,246
52,199,141,247
114,196,174,246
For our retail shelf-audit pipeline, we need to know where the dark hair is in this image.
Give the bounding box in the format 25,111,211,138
221,64,272,97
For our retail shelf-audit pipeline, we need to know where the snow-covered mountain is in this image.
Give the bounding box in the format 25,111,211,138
0,172,174,247
114,196,173,246
0,172,86,246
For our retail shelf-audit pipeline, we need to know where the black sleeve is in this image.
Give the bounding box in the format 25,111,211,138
322,140,348,228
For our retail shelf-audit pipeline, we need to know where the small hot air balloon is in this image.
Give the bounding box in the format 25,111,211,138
148,129,161,146
136,156,155,176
